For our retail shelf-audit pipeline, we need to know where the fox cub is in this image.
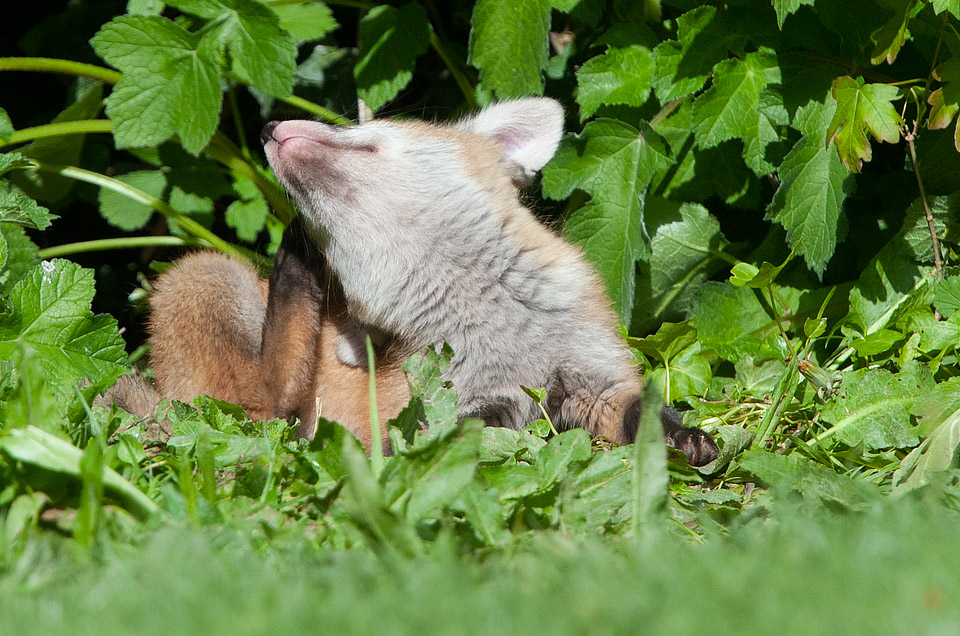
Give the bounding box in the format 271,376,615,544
142,98,717,466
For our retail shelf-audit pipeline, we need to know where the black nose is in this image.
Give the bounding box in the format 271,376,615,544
260,121,279,146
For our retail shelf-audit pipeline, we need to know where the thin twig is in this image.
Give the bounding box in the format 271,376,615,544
905,122,944,283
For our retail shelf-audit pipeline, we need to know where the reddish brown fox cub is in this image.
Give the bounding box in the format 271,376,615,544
141,98,717,466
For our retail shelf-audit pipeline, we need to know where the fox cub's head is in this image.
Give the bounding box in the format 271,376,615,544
261,98,564,249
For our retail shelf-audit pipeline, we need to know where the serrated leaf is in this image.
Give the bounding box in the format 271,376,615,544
469,0,550,98
692,49,787,176
893,377,960,491
0,181,55,230
273,2,338,42
98,170,166,231
632,199,728,333
633,322,711,403
575,45,653,121
690,282,773,362
827,76,903,173
562,446,633,530
388,420,481,523
355,3,430,113
932,0,960,18
819,366,923,450
0,260,128,404
0,223,39,293
0,108,13,136
225,197,268,242
737,450,879,508
928,58,960,151
537,428,590,489
650,6,747,103
91,15,222,154
870,0,919,65
456,480,510,546
848,196,947,333
772,0,816,28
0,152,32,178
167,0,297,96
934,275,960,317
767,99,854,276
542,119,671,325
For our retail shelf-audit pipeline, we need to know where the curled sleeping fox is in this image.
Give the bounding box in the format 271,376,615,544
138,98,718,466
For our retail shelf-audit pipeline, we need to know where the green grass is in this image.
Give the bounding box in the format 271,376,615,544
3,493,959,635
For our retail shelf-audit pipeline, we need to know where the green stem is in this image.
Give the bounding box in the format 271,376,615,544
226,82,253,163
206,132,296,225
0,119,112,148
38,236,189,259
221,70,349,124
280,94,351,124
366,334,384,477
30,162,267,269
429,30,477,109
308,0,375,9
0,57,121,84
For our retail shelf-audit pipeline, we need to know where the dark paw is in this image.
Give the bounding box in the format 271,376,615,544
661,407,719,467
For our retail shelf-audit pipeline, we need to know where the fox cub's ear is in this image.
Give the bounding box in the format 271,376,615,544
457,98,565,183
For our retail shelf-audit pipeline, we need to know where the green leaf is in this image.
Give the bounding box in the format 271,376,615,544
13,83,104,205
0,181,55,230
0,223,39,293
848,196,947,333
562,446,633,531
340,437,420,555
469,0,550,98
0,107,13,137
932,0,960,18
273,2,337,42
456,481,510,546
0,260,128,404
388,420,482,523
536,428,590,489
818,365,925,450
737,450,879,508
0,425,159,521
767,99,855,276
827,76,903,173
927,59,960,151
632,199,728,333
893,377,960,491
91,15,222,154
869,0,919,65
690,282,774,362
632,386,667,538
632,322,711,404
650,6,747,103
225,197,268,242
934,275,960,317
574,45,653,121
167,0,297,96
772,0,816,28
355,3,431,114
542,119,671,325
692,49,788,176
97,170,166,231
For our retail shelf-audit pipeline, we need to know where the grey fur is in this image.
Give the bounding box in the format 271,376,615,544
263,99,642,439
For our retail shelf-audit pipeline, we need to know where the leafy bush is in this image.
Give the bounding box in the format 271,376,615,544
3,0,960,629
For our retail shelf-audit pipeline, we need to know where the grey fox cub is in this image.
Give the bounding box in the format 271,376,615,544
140,98,717,465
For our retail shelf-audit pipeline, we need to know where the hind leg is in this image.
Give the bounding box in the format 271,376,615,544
149,251,274,416
149,217,325,422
